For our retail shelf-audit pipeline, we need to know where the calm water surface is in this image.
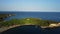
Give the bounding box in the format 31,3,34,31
0,12,60,22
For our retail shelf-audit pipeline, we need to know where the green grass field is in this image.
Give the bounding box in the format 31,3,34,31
0,18,58,27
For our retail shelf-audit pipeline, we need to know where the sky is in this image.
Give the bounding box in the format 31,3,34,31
0,0,60,12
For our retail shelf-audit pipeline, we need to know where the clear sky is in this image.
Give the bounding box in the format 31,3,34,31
0,0,60,12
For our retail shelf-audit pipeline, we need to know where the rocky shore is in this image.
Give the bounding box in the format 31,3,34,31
41,23,60,28
0,23,60,32
0,25,20,32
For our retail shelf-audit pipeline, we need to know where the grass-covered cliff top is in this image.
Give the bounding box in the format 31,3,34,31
0,18,58,27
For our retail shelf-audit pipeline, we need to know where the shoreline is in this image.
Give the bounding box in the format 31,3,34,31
0,25,21,32
0,23,60,32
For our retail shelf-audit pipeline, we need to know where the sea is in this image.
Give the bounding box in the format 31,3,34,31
0,11,60,34
0,12,60,22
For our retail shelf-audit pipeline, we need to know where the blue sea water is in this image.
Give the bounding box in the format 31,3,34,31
0,12,60,22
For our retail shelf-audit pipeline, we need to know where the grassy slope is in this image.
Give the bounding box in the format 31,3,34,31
0,18,58,27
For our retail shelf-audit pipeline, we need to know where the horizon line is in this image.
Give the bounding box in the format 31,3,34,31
0,10,60,12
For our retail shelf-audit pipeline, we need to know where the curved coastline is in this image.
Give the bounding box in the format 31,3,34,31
0,18,60,32
0,23,60,32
